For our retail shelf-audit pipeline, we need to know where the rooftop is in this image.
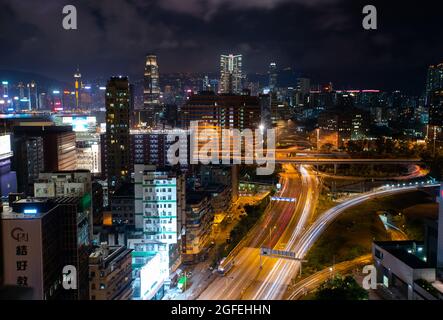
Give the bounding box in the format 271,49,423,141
374,241,430,269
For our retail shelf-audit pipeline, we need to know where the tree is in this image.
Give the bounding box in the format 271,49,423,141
315,275,368,300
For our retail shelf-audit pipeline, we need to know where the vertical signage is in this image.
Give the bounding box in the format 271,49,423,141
2,219,43,299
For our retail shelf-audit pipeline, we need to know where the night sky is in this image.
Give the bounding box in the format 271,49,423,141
1,0,443,94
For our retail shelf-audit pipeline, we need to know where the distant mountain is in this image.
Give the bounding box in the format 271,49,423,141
0,69,70,90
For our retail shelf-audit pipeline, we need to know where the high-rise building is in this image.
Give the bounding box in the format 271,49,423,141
268,62,277,92
182,191,213,263
296,78,311,107
88,243,133,300
1,81,8,99
130,129,187,168
143,54,161,127
183,92,261,130
27,81,38,110
1,197,91,300
127,165,185,294
12,125,77,195
426,63,443,104
219,54,243,94
105,77,131,194
74,68,82,110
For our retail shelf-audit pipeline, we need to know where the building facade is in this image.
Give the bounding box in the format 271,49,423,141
89,243,133,300
220,54,243,94
105,77,131,194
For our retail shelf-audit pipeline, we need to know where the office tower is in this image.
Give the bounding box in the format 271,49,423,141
219,54,243,94
1,197,91,300
88,243,133,300
183,92,261,130
426,63,443,104
105,77,131,194
17,82,25,99
429,91,443,127
426,64,443,127
202,75,210,91
1,81,8,98
51,90,63,112
38,92,50,111
74,68,82,110
268,62,277,92
12,125,77,195
130,129,187,168
143,54,161,127
296,78,311,107
27,81,38,110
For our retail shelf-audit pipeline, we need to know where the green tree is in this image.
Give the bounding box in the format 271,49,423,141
315,275,368,300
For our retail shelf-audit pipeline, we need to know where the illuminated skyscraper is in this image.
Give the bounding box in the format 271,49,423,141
105,77,131,194
426,63,443,127
1,81,9,98
27,81,38,110
268,62,277,92
426,63,443,104
143,54,160,127
219,54,242,94
74,68,82,110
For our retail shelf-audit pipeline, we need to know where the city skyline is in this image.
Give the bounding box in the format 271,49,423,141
3,0,443,308
1,1,443,94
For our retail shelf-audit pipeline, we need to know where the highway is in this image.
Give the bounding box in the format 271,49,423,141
285,213,409,300
276,157,422,165
286,254,372,300
274,183,440,301
245,165,319,300
198,164,318,300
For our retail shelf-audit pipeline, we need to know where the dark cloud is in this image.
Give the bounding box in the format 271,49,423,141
0,0,442,93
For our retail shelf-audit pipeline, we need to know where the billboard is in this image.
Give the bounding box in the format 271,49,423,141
62,116,97,132
2,218,43,299
0,134,12,157
139,253,164,300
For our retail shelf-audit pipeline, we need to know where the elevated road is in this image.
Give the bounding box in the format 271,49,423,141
276,157,422,165
198,164,318,300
